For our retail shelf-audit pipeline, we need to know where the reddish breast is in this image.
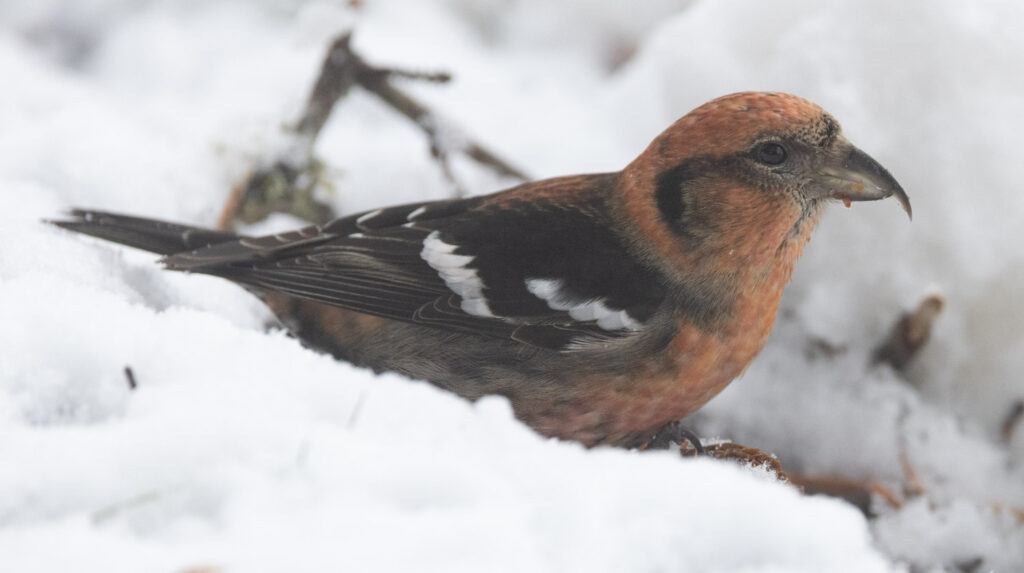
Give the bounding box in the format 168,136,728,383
524,185,818,446
560,263,791,446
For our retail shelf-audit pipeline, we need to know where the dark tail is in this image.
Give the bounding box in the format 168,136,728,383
48,209,240,256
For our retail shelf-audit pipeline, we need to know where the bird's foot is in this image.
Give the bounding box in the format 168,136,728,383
646,421,705,454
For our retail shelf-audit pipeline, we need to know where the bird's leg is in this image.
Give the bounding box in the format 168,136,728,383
646,420,705,454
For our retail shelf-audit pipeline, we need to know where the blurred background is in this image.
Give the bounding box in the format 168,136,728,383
2,1,1023,571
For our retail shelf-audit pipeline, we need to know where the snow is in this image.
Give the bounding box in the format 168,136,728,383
2,0,1022,571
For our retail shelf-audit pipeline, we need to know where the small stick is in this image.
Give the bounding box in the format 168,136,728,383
219,32,528,228
787,472,902,516
681,441,789,482
356,64,528,184
873,293,946,372
346,391,368,430
124,366,138,391
1001,400,1024,444
293,33,363,143
216,182,246,231
899,450,925,499
895,402,926,500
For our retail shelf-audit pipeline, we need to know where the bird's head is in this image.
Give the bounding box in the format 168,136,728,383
618,91,910,274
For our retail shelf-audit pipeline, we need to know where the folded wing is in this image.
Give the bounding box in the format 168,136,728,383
162,175,668,350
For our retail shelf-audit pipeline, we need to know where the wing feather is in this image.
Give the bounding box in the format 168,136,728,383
161,175,668,350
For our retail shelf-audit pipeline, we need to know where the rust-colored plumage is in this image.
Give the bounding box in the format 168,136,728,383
51,92,910,447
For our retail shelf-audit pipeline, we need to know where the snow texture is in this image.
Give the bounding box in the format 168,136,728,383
2,0,1022,571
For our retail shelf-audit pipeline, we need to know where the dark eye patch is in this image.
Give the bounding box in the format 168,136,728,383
655,162,691,223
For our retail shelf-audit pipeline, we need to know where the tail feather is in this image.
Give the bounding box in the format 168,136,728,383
48,209,239,256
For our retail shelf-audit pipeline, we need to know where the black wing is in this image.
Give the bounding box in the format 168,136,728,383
162,175,668,350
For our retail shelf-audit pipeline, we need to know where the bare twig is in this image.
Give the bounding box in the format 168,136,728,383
346,391,368,430
293,33,363,143
216,159,334,230
899,450,925,499
124,366,138,391
323,33,528,193
954,557,986,573
381,68,452,83
216,182,246,230
788,402,923,517
356,63,528,185
894,401,926,500
873,293,946,372
219,32,528,228
678,441,791,483
787,472,902,516
1001,400,1024,444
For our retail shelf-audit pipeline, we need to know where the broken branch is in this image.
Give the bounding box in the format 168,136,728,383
873,293,945,372
219,31,528,229
1001,400,1024,444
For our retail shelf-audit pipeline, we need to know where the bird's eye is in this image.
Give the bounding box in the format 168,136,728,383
755,142,787,165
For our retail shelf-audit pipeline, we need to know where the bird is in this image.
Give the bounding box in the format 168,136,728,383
51,92,911,448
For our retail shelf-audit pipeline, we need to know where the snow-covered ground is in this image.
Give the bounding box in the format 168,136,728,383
2,1,1023,571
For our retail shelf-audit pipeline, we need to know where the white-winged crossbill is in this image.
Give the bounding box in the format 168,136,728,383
53,92,911,447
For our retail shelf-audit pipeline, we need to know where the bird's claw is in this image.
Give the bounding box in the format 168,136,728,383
647,421,705,455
